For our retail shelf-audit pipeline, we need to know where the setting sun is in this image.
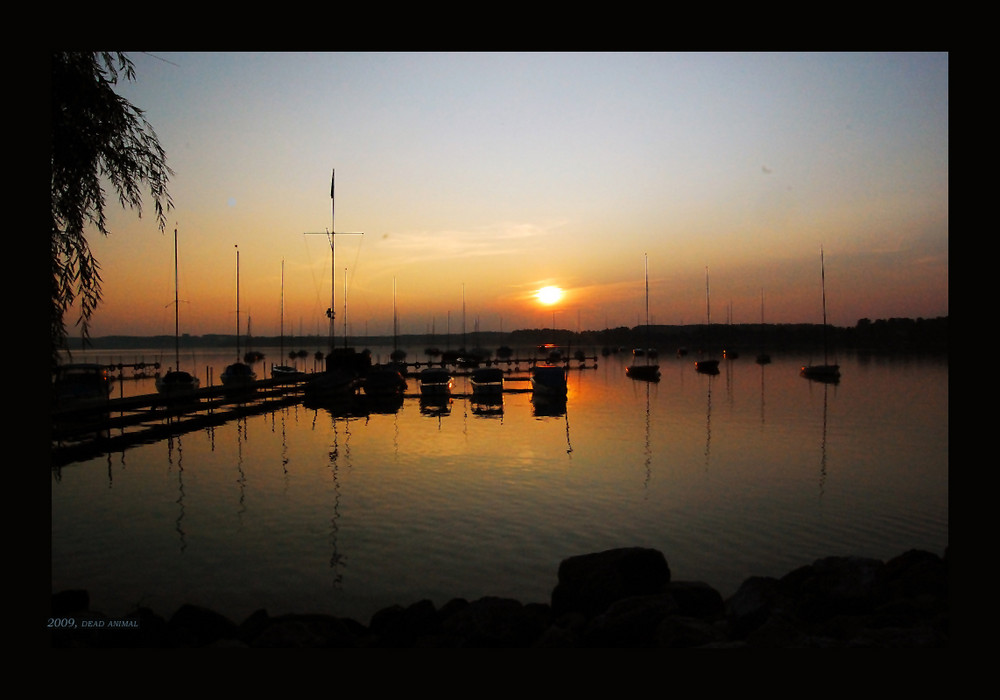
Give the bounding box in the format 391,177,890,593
536,286,563,305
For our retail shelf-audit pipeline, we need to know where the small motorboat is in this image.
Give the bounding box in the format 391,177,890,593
800,364,840,382
470,367,504,395
694,359,720,375
419,367,454,396
53,363,113,405
363,365,407,396
530,364,567,397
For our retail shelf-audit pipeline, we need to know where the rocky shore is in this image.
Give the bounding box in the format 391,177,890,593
50,546,948,648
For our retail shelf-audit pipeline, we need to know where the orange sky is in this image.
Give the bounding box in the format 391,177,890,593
69,52,948,340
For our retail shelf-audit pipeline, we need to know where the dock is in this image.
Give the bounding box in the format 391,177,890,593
51,355,598,468
51,376,310,467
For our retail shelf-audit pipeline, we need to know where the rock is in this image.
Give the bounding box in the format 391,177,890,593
551,547,671,617
438,597,552,648
166,604,240,647
246,613,366,648
50,547,948,647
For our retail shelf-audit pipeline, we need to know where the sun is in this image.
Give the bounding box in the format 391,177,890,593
536,286,563,305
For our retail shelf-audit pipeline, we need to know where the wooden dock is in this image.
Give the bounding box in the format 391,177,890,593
51,376,311,468
51,357,596,468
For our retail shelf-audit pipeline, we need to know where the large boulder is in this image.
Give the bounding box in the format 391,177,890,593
551,547,671,617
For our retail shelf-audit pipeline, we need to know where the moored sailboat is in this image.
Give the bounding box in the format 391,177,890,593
694,266,720,375
801,247,840,382
271,259,302,378
304,169,368,399
156,226,200,395
221,245,257,389
627,253,661,381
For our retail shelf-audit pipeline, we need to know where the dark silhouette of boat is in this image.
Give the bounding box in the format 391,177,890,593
221,245,257,389
531,364,568,398
156,226,200,396
801,248,840,383
471,367,504,395
627,254,661,382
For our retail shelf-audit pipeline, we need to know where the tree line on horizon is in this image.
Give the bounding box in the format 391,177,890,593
70,316,947,354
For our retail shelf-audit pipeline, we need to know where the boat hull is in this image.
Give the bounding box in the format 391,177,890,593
694,359,720,375
53,363,113,406
363,366,408,396
305,369,357,398
419,369,454,396
531,365,568,397
470,368,505,395
155,370,200,395
626,364,661,381
221,362,257,387
800,364,840,382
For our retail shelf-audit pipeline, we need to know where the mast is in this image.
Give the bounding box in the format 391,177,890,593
644,253,650,362
820,246,830,365
644,253,650,328
280,259,285,359
235,245,241,361
304,169,364,355
705,266,711,326
172,226,180,370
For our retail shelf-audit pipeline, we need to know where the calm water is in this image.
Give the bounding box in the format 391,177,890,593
51,346,949,624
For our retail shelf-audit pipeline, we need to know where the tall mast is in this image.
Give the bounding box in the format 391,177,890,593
304,169,363,355
280,259,285,358
705,266,711,326
644,253,650,326
820,246,829,365
235,245,241,361
173,226,180,370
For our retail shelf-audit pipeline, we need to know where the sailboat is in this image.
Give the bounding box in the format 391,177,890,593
694,266,720,375
627,253,660,381
156,226,201,395
800,247,840,382
755,288,772,365
304,169,368,399
272,259,302,378
221,245,257,388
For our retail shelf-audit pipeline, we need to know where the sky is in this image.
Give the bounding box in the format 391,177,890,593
81,52,948,340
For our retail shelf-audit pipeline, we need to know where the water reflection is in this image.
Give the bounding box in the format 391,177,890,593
419,395,453,423
167,435,187,553
816,380,834,498
471,395,504,419
236,416,247,521
759,363,767,428
325,412,351,589
51,349,948,626
642,380,652,492
703,372,715,470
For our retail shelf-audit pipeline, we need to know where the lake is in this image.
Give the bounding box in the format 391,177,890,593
51,346,949,625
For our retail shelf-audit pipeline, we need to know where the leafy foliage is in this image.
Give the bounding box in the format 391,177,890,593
50,52,173,366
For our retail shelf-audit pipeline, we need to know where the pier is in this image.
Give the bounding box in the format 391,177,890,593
51,353,598,468
51,376,310,467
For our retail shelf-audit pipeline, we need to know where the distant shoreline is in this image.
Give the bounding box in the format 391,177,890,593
66,316,947,354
